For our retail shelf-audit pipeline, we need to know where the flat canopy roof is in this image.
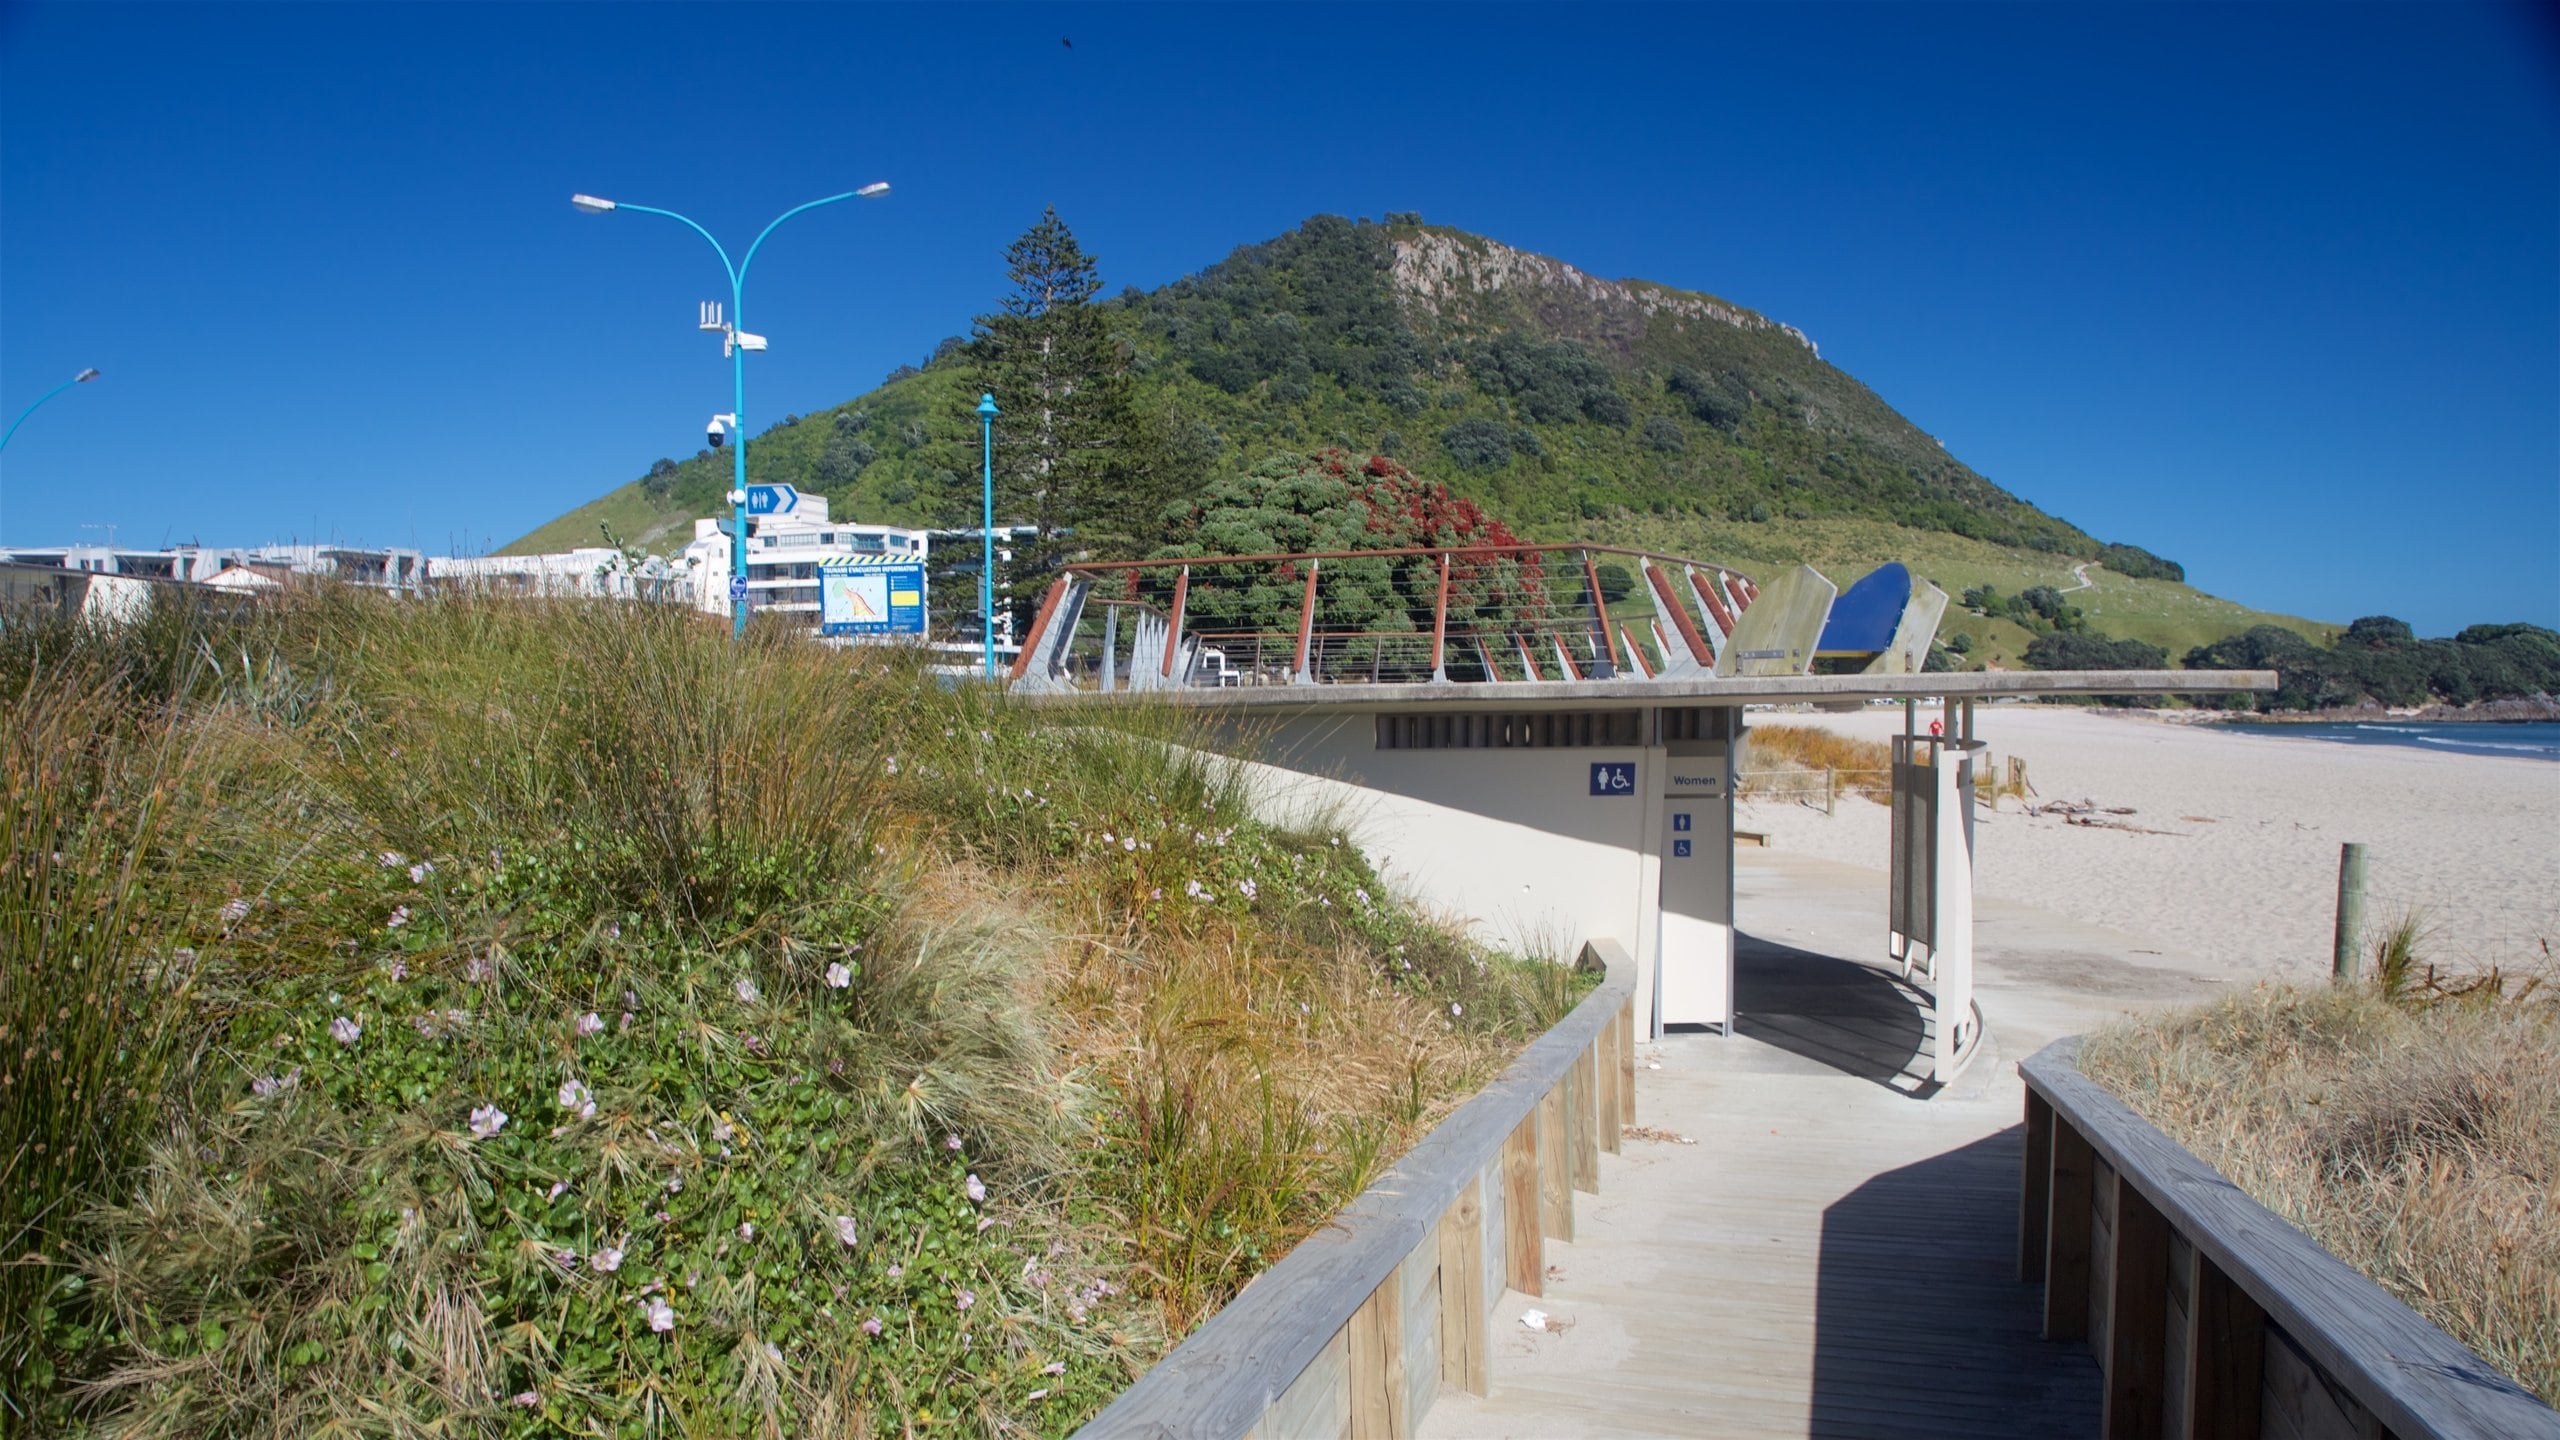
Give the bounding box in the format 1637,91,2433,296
1018,669,2279,715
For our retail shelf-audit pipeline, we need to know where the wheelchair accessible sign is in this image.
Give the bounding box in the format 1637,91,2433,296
1589,762,1636,796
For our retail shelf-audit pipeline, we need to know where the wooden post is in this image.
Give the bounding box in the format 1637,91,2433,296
2332,842,2367,983
1429,553,1452,683
1007,577,1070,681
2020,1088,2053,1282
1291,558,1320,685
1536,1084,1572,1241
1581,549,1622,675
2105,1177,2171,1439
1596,1024,1622,1155
2045,1113,2095,1341
1617,1000,1637,1126
1346,1273,1407,1439
1825,767,1836,816
1437,1177,1487,1397
2181,1249,2265,1440
1645,561,1715,665
1569,1047,1600,1193
1500,1118,1542,1296
1162,566,1190,679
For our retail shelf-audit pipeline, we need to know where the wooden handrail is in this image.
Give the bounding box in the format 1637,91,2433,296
2019,1039,2559,1439
1076,941,1639,1439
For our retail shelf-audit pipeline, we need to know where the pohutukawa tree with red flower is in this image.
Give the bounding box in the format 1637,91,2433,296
1153,449,1559,678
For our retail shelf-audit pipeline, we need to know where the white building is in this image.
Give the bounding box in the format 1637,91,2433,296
0,542,425,590
425,548,692,603
677,495,931,626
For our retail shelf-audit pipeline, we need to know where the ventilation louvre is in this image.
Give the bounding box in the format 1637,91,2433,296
1375,711,1644,750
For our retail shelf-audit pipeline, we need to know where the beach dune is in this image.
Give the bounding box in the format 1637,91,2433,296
1736,705,2560,985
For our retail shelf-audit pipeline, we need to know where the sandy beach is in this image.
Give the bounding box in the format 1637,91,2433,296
1736,704,2560,985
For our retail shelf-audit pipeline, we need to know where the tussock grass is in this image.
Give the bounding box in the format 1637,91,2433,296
3,590,1565,1435
2079,978,2559,1406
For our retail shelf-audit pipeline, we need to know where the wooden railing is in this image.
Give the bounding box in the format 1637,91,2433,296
2018,1038,2560,1440
1074,940,1639,1439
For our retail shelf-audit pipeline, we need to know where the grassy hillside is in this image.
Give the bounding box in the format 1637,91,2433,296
506,213,2328,655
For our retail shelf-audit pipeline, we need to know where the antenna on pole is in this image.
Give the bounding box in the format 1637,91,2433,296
699,301,725,332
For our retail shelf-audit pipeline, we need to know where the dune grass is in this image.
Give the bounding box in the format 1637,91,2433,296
1739,723,1897,805
1,590,1578,1436
2078,960,2558,1407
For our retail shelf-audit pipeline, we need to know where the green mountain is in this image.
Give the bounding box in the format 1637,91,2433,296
507,214,2331,665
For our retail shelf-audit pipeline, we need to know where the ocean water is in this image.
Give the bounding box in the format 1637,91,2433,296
2215,719,2560,762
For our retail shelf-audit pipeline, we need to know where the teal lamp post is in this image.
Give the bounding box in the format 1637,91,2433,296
977,392,998,678
0,367,102,545
572,186,888,638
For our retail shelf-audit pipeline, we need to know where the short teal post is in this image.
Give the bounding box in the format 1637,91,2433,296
2332,842,2368,983
977,392,999,679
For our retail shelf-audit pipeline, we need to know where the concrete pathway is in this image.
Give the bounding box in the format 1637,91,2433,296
1419,848,2228,1439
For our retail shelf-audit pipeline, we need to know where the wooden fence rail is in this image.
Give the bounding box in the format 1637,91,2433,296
2018,1038,2559,1440
1074,939,1639,1439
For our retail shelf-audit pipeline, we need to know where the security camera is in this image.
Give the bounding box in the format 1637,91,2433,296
707,413,735,448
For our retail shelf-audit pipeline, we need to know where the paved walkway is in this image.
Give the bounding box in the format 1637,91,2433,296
1420,848,2228,1439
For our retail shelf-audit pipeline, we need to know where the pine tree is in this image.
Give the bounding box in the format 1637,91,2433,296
970,208,1131,564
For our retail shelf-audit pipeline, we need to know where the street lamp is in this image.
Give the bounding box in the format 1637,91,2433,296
0,367,102,545
977,392,998,679
573,185,889,638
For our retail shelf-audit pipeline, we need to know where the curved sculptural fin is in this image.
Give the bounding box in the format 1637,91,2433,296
1714,564,1837,678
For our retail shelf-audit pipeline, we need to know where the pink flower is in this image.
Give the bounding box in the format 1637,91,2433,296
965,1173,986,1204
594,1245,624,1272
330,1015,361,1046
834,1215,859,1246
385,905,411,930
861,1316,883,1336
945,1133,963,1152
575,1011,604,1036
825,962,852,989
645,1298,675,1332
955,1289,975,1311
468,1104,508,1139
512,1391,539,1408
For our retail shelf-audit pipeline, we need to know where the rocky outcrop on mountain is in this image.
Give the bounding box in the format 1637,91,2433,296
1389,231,1819,356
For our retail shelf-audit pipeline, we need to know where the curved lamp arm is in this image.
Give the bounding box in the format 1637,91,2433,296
607,203,742,293
0,369,103,457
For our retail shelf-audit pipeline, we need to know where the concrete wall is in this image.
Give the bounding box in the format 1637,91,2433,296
1230,712,1740,1034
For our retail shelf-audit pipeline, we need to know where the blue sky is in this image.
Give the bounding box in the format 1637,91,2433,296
3,1,2553,634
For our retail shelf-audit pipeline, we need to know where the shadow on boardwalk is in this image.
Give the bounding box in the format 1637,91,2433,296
1809,1131,2100,1438
1734,930,1933,1091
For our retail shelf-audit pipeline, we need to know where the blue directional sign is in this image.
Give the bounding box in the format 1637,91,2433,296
744,484,801,516
819,561,926,637
1589,762,1636,796
728,576,749,600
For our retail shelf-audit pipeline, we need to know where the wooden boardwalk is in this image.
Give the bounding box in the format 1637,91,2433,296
1420,849,2225,1440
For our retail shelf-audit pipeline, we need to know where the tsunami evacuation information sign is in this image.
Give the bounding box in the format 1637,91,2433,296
819,560,927,637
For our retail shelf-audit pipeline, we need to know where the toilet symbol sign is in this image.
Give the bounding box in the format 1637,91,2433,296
1672,813,1692,832
1589,762,1636,796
